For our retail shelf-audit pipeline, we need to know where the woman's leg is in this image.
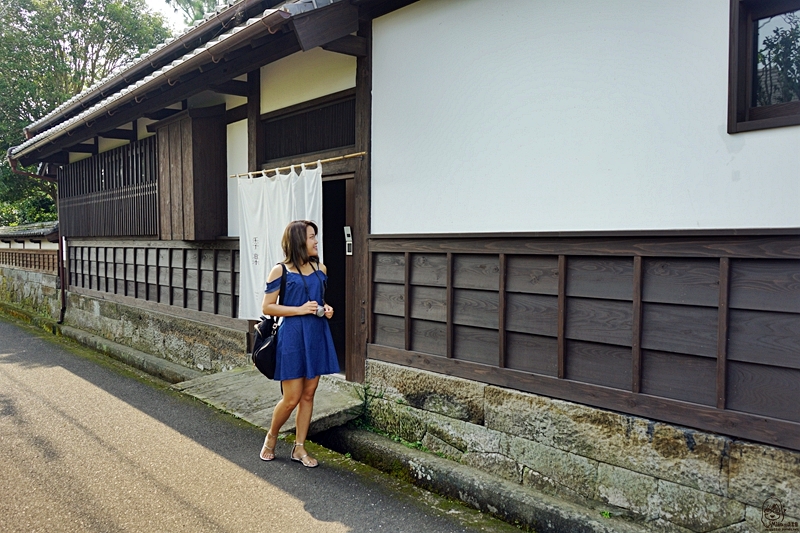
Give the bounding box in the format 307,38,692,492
292,376,320,466
260,378,304,460
269,377,305,435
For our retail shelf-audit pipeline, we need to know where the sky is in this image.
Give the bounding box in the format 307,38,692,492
144,0,188,32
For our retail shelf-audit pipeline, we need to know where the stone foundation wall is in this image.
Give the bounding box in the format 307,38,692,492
63,292,248,372
0,266,61,319
364,360,800,533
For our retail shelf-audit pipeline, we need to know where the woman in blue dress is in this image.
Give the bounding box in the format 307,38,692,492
259,220,339,467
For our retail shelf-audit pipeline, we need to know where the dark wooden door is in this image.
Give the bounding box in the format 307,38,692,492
322,174,355,373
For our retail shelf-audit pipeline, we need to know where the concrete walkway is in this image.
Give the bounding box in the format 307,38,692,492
173,368,363,435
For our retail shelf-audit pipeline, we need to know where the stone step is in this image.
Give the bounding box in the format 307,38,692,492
173,368,363,435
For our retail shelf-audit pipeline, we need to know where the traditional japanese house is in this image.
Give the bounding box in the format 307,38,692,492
6,0,800,528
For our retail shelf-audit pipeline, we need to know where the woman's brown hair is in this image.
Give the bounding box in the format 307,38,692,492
281,220,319,268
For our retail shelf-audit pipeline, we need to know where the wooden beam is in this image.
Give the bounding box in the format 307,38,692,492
38,152,70,165
631,255,643,393
226,103,247,124
322,35,368,57
143,108,181,121
67,143,98,154
98,128,137,141
247,70,263,172
209,80,249,97
290,1,358,51
557,255,566,379
350,15,372,383
359,0,420,19
716,257,731,409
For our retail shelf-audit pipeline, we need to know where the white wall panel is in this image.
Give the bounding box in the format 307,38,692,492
226,120,248,237
261,48,356,114
371,0,800,234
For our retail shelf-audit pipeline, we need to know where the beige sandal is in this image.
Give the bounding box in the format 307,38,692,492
291,442,318,468
260,431,277,461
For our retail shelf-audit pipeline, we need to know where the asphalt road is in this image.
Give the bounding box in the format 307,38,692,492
0,316,518,533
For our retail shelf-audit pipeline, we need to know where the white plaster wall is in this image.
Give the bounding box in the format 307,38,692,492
260,48,356,114
371,0,800,234
226,119,248,237
98,137,129,153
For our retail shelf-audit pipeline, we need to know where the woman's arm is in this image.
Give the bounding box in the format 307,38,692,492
261,264,317,317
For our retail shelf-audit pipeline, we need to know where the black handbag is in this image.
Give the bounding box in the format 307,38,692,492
251,264,287,379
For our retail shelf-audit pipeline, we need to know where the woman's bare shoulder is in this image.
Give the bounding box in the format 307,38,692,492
317,262,327,275
267,263,286,283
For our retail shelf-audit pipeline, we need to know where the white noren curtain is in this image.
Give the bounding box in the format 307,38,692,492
237,163,323,320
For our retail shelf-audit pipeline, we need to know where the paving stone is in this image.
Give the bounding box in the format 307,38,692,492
177,369,362,435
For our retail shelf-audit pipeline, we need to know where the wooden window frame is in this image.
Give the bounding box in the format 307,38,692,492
728,0,800,133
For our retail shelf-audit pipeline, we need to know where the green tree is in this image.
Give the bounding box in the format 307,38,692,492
165,0,218,25
757,11,800,106
0,0,171,226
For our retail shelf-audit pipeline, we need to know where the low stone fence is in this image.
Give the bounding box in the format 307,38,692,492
364,360,799,533
63,292,249,373
0,266,60,319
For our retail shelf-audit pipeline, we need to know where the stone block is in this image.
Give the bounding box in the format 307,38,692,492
366,397,426,444
461,451,521,483
658,479,744,532
596,463,658,518
645,518,697,533
366,361,485,424
729,441,800,519
520,467,594,510
423,409,498,453
485,386,729,494
710,521,758,533
510,436,599,500
744,502,800,533
420,432,464,462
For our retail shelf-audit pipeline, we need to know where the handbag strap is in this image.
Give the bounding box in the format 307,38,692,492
278,263,287,305
273,263,287,330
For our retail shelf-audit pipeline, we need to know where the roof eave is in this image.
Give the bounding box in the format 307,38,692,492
24,0,281,137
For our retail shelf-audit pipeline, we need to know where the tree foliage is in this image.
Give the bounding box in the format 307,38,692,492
757,11,800,106
0,0,171,226
165,0,219,25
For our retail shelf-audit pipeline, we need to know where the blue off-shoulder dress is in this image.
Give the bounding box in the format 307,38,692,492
264,267,339,381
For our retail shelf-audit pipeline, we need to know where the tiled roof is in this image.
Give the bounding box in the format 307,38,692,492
25,0,253,134
0,221,59,238
12,0,341,161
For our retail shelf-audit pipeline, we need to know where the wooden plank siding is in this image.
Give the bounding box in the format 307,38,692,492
368,233,800,451
58,136,159,238
67,239,241,320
